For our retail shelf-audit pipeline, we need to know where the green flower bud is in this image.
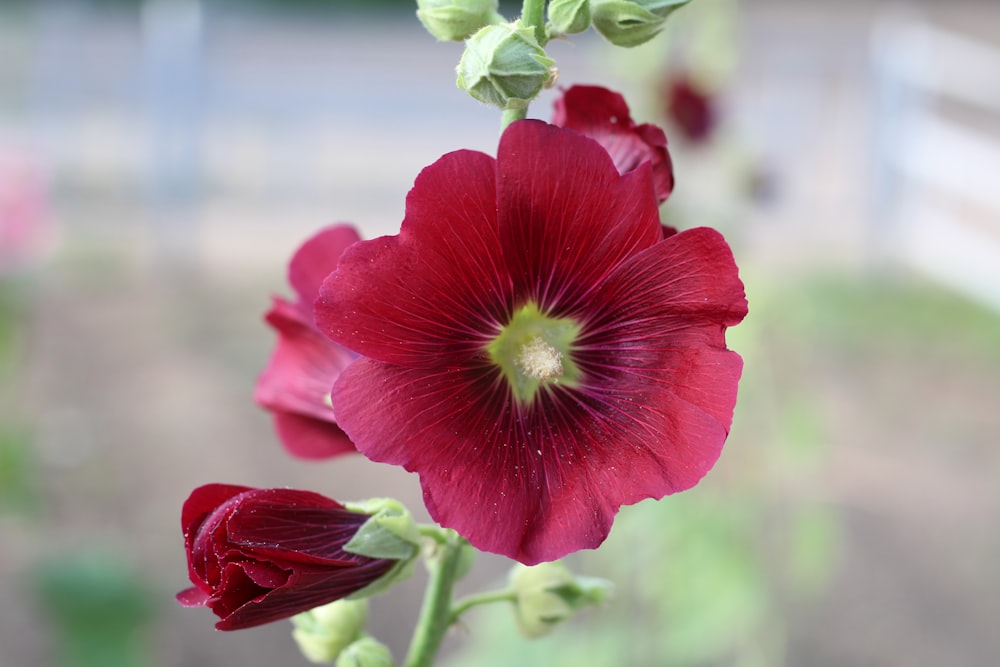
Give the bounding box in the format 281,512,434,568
591,0,692,48
343,498,421,599
291,599,368,664
508,561,613,638
416,0,503,42
547,0,591,36
336,636,395,667
456,21,556,110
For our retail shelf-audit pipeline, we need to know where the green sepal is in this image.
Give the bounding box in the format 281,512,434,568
345,498,421,560
342,498,421,599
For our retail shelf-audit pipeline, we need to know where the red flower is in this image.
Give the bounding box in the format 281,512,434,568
552,85,674,203
254,225,360,459
663,74,716,144
177,484,396,630
317,120,746,565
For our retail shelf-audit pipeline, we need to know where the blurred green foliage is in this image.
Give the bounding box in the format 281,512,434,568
32,552,158,667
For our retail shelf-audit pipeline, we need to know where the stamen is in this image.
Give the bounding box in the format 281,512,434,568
516,336,563,381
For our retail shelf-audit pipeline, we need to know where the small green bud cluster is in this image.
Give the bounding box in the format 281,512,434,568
441,0,693,112
416,0,503,42
508,561,612,638
457,21,556,111
292,600,370,664
591,0,692,47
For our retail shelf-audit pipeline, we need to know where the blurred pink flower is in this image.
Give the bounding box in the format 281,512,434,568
0,148,49,271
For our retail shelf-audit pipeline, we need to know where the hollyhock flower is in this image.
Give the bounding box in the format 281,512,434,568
254,225,360,459
177,484,398,630
552,84,674,203
663,73,717,144
0,148,49,272
317,120,746,565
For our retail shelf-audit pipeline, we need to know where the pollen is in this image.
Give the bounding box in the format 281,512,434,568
516,336,563,381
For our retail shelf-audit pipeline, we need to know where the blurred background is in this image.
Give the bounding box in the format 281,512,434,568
1,0,998,665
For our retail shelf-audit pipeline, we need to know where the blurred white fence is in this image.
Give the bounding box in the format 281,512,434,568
871,16,1000,311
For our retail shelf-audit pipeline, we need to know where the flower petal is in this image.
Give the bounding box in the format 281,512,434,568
288,224,361,306
255,298,354,422
272,411,354,459
496,120,662,314
332,356,624,563
212,560,394,631
316,149,512,367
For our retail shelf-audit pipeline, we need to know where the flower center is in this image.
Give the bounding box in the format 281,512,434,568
487,303,581,404
516,336,563,380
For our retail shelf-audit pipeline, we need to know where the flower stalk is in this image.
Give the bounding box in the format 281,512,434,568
522,0,547,44
402,531,468,667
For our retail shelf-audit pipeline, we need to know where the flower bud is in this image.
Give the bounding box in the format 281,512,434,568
176,486,413,631
591,0,691,48
547,0,591,36
416,0,503,42
508,561,612,638
456,22,555,110
336,636,395,667
291,599,368,664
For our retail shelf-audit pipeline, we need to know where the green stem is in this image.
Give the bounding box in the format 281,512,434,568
449,589,517,625
500,107,527,133
522,0,547,45
402,532,467,667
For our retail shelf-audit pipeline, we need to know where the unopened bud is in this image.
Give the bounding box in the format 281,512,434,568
336,636,395,667
416,0,503,42
591,0,691,48
547,0,591,36
457,22,555,110
291,599,368,664
508,561,612,638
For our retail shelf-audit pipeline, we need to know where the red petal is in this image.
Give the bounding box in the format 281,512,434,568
255,298,350,420
496,120,662,314
224,492,366,564
288,224,360,306
254,297,355,457
180,484,253,540
212,559,394,631
176,586,210,607
316,149,512,366
272,411,354,460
